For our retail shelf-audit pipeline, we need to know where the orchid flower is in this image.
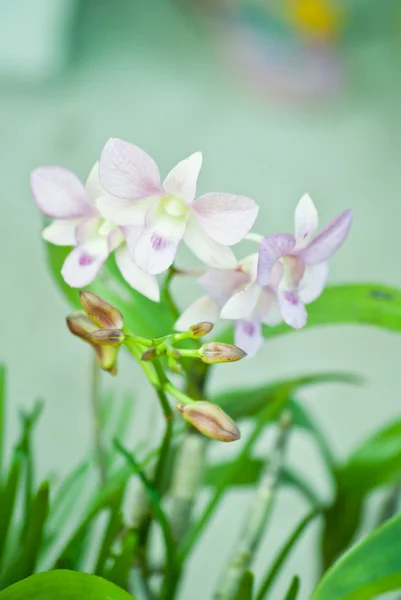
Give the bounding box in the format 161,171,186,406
30,163,159,301
221,194,353,349
176,195,353,356
175,255,281,357
97,138,259,275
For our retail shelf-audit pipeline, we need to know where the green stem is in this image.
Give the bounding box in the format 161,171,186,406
91,357,107,486
214,413,292,600
162,267,180,321
179,397,287,562
164,381,194,405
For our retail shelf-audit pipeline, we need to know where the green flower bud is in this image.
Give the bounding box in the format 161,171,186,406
190,321,214,338
177,401,240,442
80,290,123,329
198,342,246,364
141,347,158,361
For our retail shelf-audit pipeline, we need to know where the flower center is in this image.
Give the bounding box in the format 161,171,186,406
163,195,187,218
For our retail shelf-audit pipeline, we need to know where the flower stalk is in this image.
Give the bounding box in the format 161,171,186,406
214,412,292,600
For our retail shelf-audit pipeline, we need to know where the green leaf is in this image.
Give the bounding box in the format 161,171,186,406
321,488,364,573
106,531,137,590
44,243,174,337
205,460,320,506
0,570,136,600
338,417,401,494
312,513,401,600
219,284,401,343
0,451,23,571
213,372,361,421
1,482,49,587
255,510,319,600
0,364,5,482
95,489,124,576
234,571,254,600
283,576,300,600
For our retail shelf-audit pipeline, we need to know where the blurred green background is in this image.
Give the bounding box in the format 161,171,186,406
1,0,401,597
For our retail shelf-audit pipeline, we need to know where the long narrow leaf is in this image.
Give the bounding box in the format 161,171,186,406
284,576,300,600
0,365,5,482
106,531,137,590
1,482,49,588
95,490,124,576
255,510,319,600
0,451,23,571
234,571,254,600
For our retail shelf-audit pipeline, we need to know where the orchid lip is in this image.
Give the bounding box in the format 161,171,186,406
162,195,187,218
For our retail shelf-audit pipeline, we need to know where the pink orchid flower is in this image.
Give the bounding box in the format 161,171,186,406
176,195,353,357
221,195,353,346
97,138,259,275
30,163,159,301
175,255,281,357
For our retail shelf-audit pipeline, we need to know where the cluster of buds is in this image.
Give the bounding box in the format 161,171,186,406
66,291,125,375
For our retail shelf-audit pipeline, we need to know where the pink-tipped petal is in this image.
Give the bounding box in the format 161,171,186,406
163,152,202,203
257,234,296,286
42,218,81,246
61,246,107,288
294,193,318,248
115,245,160,302
99,138,162,200
277,291,307,329
97,195,157,226
133,202,186,275
300,209,353,265
220,283,261,320
193,192,259,245
234,319,263,357
298,262,329,304
175,295,220,331
183,214,237,268
31,166,93,218
199,268,250,307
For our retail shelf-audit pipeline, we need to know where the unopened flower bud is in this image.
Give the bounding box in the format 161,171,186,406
80,290,123,329
190,322,214,339
86,329,125,346
168,358,185,375
177,401,240,442
141,347,158,362
66,311,118,375
198,342,246,364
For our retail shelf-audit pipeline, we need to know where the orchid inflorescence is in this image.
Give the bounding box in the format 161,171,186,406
31,138,352,359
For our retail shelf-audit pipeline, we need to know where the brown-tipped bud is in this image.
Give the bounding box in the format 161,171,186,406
190,321,214,339
86,329,125,346
168,358,185,376
66,311,119,375
141,347,158,362
177,401,240,442
80,290,123,329
198,342,246,364
66,311,97,339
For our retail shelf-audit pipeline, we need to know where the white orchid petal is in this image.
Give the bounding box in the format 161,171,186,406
199,268,249,307
97,195,158,226
31,166,93,218
99,138,162,199
220,283,261,320
175,295,220,331
294,193,318,248
133,201,186,274
277,291,307,329
61,244,108,288
115,245,160,302
298,262,329,304
163,152,202,203
193,192,259,245
42,218,82,246
234,319,263,357
183,214,237,268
